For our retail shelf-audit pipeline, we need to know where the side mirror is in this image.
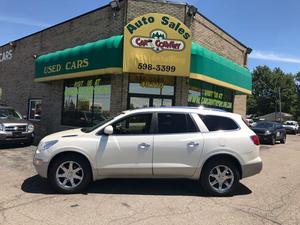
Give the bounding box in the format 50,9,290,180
23,115,28,120
103,125,113,135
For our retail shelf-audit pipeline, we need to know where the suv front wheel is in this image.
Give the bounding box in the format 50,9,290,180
48,154,92,194
201,159,239,196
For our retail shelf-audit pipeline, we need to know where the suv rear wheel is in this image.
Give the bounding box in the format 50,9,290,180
201,159,239,196
48,154,92,194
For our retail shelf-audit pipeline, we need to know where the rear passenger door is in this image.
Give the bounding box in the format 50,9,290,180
153,113,204,177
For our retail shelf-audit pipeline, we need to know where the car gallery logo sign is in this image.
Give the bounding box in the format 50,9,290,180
123,13,192,77
131,30,185,53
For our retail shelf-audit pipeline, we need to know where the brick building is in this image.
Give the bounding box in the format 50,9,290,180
0,0,252,140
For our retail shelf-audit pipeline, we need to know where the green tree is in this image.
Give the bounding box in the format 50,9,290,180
247,66,298,118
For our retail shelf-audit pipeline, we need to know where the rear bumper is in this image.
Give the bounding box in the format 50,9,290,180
285,129,297,134
257,134,272,143
242,157,263,178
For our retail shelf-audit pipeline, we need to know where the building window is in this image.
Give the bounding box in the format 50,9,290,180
188,80,234,112
62,76,111,127
28,99,42,120
128,74,175,109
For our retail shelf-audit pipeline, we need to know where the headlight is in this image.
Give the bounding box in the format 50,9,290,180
0,124,3,131
265,130,271,135
38,140,58,151
28,124,34,133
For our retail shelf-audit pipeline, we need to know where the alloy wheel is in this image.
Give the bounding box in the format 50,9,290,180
55,161,84,189
208,165,234,194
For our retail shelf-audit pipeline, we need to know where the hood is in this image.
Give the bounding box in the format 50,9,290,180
0,118,30,124
42,128,84,142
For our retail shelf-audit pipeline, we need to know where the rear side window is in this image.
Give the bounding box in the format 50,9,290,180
157,113,199,134
198,115,239,131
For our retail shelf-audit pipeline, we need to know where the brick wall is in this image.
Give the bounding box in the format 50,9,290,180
126,0,186,23
191,13,248,66
0,2,126,139
233,95,247,116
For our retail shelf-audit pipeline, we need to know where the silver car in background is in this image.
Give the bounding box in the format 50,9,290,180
0,105,34,145
33,107,262,196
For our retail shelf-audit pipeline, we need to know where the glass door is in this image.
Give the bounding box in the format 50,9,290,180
129,97,150,109
153,98,173,107
128,95,173,109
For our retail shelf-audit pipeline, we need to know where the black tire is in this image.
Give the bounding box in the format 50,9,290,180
269,135,276,145
201,159,240,196
48,154,92,194
280,135,286,144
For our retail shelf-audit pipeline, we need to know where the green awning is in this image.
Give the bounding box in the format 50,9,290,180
35,35,252,94
35,35,123,82
190,42,252,94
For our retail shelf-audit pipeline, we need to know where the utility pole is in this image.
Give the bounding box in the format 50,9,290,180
279,87,282,123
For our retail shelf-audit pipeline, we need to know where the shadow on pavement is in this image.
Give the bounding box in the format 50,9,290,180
22,175,252,197
0,143,33,149
260,145,272,150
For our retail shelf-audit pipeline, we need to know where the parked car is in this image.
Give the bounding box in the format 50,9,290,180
33,107,262,196
251,121,286,145
283,121,299,135
0,105,34,145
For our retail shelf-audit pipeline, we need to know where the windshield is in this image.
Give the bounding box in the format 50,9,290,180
81,112,124,133
254,122,275,129
0,108,22,120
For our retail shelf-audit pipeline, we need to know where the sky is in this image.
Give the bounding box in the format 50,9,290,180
1,0,300,74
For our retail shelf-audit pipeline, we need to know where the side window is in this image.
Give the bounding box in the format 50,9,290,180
28,99,42,121
112,113,152,135
198,115,239,131
157,113,199,134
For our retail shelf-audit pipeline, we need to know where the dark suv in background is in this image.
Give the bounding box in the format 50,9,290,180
0,105,34,146
251,121,286,145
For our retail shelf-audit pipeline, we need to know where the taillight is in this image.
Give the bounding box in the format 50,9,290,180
250,135,260,145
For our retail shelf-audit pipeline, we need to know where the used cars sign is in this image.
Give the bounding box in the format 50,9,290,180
123,13,192,77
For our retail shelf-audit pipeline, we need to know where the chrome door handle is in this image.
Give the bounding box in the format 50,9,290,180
187,142,199,148
138,143,151,151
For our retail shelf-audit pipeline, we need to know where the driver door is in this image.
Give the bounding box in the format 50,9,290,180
96,113,154,176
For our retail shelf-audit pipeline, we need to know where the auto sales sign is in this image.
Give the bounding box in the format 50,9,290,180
123,13,192,77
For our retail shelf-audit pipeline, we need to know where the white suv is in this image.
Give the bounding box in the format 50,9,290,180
33,107,262,196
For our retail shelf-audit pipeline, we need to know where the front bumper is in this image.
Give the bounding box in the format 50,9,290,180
242,157,263,178
33,157,49,178
0,132,34,143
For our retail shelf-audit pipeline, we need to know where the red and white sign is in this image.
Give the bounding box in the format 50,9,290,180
131,30,184,53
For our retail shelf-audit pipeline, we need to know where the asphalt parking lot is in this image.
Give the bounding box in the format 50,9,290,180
0,135,299,225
